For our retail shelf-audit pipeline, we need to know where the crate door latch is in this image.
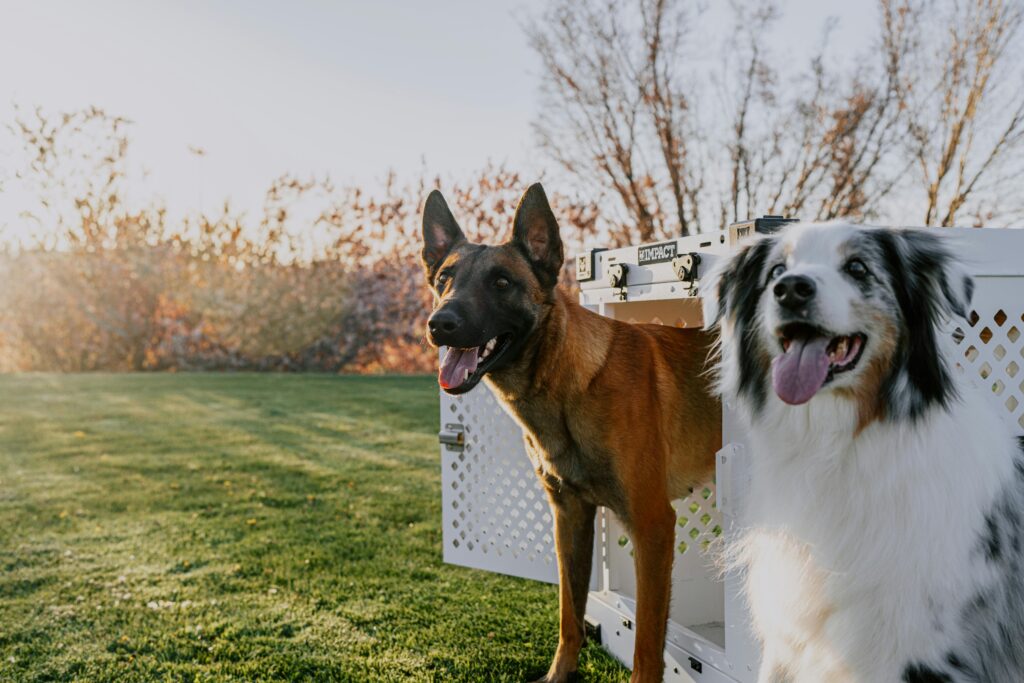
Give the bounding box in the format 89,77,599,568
439,423,465,451
672,252,701,294
607,263,629,301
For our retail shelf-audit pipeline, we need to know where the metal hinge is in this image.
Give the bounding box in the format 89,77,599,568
438,423,465,451
715,443,744,516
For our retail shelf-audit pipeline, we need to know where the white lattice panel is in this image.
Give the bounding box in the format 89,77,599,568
606,483,725,645
440,383,560,583
953,280,1024,435
438,226,1024,683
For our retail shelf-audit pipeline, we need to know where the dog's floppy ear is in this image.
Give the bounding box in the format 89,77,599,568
701,237,774,329
421,190,466,279
510,183,564,289
892,230,974,320
874,228,973,418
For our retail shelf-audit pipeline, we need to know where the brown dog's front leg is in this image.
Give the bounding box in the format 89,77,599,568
535,489,596,683
628,503,676,683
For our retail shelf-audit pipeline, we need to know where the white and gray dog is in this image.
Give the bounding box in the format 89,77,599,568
702,222,1024,682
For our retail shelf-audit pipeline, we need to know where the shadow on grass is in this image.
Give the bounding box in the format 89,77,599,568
0,374,628,682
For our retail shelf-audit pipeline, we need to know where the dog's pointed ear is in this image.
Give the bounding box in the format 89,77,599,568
511,183,564,288
421,190,466,279
702,237,774,329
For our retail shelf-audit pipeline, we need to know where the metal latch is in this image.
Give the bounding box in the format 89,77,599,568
672,252,701,294
438,423,465,451
607,263,629,300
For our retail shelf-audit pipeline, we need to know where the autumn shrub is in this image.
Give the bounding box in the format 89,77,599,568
0,110,599,373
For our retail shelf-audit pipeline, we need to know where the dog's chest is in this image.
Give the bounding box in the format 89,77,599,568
742,525,960,682
741,422,1004,681
505,397,622,508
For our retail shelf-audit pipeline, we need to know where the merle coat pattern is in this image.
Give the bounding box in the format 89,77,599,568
703,222,1024,683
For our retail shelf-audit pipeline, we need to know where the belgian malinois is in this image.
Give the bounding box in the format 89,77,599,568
421,183,720,683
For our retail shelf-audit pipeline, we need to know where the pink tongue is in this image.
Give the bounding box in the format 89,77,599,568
771,337,831,405
439,347,479,390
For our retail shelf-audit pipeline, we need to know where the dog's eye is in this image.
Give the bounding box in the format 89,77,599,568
494,277,510,290
436,272,451,287
844,259,869,280
768,263,786,283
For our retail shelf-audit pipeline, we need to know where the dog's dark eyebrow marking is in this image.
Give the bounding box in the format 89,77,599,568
433,243,485,279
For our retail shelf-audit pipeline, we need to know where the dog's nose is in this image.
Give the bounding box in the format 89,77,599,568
428,309,462,337
773,274,816,310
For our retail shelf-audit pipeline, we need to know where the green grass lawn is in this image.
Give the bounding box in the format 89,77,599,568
0,374,627,682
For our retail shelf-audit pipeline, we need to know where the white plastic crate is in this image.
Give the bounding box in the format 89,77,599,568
438,225,1024,683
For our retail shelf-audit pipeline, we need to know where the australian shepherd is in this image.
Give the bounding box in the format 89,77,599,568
702,222,1024,682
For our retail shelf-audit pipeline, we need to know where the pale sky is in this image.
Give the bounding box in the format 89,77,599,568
0,1,877,238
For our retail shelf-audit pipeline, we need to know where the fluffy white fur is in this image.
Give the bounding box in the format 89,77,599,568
736,388,1014,682
703,223,1023,683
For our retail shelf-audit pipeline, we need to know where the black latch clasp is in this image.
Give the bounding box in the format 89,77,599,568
672,252,701,294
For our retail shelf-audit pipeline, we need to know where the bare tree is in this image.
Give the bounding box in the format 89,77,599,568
890,0,1024,226
528,0,697,241
723,2,912,224
528,0,1024,235
0,106,599,375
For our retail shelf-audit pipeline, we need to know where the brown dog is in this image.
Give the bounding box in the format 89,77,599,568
421,183,720,683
